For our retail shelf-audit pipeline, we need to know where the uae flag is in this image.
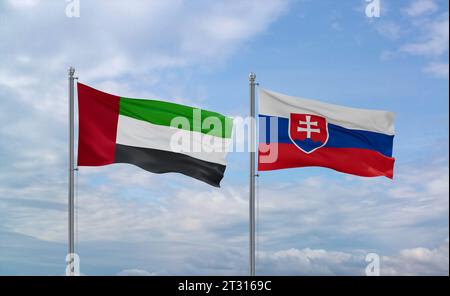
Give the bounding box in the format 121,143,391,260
77,83,233,187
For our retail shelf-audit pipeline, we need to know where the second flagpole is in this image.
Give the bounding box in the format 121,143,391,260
249,73,257,276
68,67,76,276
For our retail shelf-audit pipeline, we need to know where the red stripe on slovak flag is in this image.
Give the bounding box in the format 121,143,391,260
258,143,395,179
77,83,120,166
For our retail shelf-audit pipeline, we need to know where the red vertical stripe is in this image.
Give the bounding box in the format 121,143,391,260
77,83,120,166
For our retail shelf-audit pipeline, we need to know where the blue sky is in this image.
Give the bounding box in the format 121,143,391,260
0,0,448,275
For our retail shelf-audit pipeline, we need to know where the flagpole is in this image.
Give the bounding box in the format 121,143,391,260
249,72,257,276
68,66,75,276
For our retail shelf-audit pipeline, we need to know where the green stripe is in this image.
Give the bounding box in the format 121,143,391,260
119,97,233,139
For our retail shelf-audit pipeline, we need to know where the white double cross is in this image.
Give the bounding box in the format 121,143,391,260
297,115,320,139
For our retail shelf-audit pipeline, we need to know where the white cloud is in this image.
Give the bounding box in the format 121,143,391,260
423,62,449,78
103,237,450,275
401,13,449,57
257,239,449,275
382,239,449,275
376,21,403,40
374,4,449,79
403,0,438,17
6,0,40,9
258,248,357,275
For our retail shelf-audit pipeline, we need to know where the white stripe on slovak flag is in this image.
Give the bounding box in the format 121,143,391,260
259,88,395,135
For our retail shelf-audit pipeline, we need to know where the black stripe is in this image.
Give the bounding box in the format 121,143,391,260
114,144,226,187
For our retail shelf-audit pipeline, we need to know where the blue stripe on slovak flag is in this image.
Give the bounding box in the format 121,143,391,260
259,115,394,157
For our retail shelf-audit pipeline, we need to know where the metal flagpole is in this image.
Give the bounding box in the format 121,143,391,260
249,72,257,276
68,66,76,276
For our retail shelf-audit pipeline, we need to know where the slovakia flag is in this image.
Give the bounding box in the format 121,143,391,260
258,89,395,179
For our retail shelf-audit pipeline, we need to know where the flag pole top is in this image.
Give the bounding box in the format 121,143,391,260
249,72,256,82
68,67,75,76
